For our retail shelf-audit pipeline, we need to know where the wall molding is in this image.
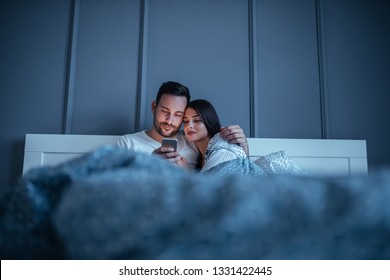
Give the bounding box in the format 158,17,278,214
315,0,328,139
135,0,149,132
248,0,259,138
63,0,80,134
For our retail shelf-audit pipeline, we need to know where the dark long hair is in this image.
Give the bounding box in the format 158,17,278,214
187,99,221,138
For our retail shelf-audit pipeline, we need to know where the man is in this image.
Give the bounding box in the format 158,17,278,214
117,81,248,169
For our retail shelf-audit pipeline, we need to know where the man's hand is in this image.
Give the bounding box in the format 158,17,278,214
174,156,189,169
152,147,189,168
152,146,181,163
220,125,249,156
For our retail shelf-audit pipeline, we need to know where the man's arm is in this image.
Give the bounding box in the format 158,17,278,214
220,125,249,156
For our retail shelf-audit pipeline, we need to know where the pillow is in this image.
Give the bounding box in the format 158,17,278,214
254,150,309,176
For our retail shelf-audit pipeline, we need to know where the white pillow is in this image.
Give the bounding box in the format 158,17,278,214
254,150,309,176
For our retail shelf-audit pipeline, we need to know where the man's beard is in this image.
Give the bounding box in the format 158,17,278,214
153,116,180,137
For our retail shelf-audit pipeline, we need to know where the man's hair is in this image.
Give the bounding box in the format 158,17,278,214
156,81,191,105
187,99,221,138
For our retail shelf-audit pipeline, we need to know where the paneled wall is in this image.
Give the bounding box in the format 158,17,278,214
1,0,389,191
320,0,390,167
255,0,322,138
145,0,251,134
0,0,72,193
70,0,141,134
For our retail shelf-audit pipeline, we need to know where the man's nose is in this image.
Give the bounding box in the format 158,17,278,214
165,114,173,123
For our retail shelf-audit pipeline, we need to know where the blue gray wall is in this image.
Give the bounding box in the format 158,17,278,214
1,0,389,190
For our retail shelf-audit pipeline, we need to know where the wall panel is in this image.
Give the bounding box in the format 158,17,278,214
0,0,71,186
255,0,322,138
71,0,141,134
320,0,390,168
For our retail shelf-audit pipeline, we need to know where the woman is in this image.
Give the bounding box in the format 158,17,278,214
183,99,248,172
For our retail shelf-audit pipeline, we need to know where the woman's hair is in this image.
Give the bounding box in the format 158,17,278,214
187,99,221,138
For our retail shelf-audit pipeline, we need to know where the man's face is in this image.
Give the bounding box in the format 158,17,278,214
152,94,187,138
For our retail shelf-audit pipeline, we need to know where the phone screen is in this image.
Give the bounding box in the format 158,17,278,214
162,138,178,152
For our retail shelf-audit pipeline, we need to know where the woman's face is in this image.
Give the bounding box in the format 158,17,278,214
183,107,209,143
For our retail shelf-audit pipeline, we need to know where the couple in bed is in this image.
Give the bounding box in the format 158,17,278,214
117,81,248,172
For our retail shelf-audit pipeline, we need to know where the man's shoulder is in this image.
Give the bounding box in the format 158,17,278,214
120,130,146,139
117,130,159,151
117,131,149,148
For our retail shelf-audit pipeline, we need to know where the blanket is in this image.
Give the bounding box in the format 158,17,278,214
1,146,389,259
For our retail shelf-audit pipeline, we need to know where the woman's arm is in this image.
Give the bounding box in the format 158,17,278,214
202,144,247,172
219,125,249,155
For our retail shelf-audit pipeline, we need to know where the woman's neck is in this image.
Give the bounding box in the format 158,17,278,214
194,137,210,164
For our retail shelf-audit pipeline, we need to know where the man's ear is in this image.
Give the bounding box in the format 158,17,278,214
151,101,157,114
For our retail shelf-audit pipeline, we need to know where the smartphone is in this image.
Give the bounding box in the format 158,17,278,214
161,138,178,152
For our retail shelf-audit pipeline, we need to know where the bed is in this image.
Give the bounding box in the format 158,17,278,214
2,133,389,260
22,133,368,176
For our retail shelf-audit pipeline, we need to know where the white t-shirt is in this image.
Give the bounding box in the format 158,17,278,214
117,130,199,169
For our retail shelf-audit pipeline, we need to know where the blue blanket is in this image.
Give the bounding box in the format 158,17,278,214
1,146,389,259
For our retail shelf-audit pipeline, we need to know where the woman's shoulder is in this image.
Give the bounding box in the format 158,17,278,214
207,133,225,148
202,133,247,172
207,133,246,156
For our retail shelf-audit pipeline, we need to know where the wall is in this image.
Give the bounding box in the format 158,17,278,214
1,0,389,191
0,0,71,194
255,0,322,138
320,0,390,167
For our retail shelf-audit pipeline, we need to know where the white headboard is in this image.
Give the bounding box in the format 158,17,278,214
22,134,119,175
22,134,368,176
247,138,367,176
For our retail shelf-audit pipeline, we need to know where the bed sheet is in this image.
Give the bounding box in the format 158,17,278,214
1,146,389,259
